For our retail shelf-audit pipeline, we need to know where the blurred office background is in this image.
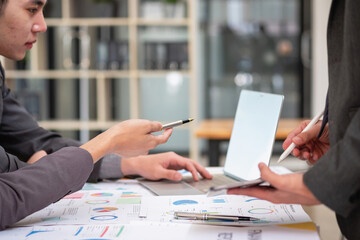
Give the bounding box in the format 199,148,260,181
199,0,311,119
4,0,316,154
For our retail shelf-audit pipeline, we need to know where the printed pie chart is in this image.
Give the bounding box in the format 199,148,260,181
90,215,118,221
248,208,274,214
93,207,118,213
91,193,113,197
173,200,198,205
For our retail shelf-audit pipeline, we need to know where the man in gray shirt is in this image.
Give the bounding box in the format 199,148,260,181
0,0,211,230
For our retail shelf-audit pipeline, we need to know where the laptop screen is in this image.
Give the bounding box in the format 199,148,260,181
223,90,284,181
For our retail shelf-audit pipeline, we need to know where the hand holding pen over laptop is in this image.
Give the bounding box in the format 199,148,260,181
174,212,259,222
140,91,284,197
160,118,194,131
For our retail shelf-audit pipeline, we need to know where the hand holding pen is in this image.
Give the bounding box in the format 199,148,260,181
161,118,194,130
278,111,328,163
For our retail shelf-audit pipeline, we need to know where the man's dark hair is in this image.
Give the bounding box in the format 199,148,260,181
0,0,7,14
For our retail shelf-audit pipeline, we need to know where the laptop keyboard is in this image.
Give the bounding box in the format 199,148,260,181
183,174,239,193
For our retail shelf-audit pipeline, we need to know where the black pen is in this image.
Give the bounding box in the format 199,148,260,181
174,212,259,221
161,118,194,130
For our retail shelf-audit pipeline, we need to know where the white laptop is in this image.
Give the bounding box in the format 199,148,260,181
139,90,284,195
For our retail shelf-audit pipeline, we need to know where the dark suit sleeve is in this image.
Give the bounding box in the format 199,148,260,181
0,146,27,173
0,147,93,230
303,109,360,218
0,84,79,159
0,78,102,182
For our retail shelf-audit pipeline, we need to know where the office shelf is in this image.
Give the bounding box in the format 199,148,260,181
5,70,130,79
45,18,130,27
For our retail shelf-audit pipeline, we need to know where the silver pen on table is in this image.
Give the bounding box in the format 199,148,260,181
161,118,194,130
174,212,259,221
277,110,324,163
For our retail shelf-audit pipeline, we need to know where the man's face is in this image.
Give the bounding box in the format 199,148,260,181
0,0,47,60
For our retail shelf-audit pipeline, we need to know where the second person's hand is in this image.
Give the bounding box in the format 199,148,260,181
283,120,330,164
228,163,320,205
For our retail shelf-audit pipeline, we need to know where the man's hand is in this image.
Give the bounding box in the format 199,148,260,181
228,163,320,205
121,152,213,181
81,119,172,162
27,150,47,164
283,120,330,165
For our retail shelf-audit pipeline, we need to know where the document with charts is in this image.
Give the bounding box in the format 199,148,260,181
14,181,153,227
139,194,311,226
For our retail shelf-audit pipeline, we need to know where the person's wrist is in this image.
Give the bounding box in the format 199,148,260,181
121,157,139,176
80,133,110,163
106,125,127,156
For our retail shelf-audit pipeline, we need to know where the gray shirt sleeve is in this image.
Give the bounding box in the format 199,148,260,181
98,154,124,179
0,147,93,230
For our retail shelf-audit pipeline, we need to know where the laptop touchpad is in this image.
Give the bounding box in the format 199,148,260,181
139,179,203,196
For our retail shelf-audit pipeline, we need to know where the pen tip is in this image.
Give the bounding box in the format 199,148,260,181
189,118,194,122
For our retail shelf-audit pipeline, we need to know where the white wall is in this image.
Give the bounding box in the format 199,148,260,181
311,0,332,116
